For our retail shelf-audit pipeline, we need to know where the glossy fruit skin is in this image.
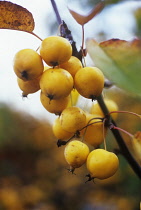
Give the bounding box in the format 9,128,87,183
52,117,73,140
74,67,104,100
86,149,119,180
60,106,86,133
82,113,107,148
60,56,82,78
17,76,41,97
39,68,74,100
64,140,90,169
40,36,72,66
40,91,70,115
13,49,44,81
90,99,118,120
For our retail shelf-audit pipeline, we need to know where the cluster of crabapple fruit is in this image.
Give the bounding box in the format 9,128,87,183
13,35,119,181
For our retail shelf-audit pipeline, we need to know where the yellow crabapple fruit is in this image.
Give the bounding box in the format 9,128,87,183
39,68,74,100
60,56,82,78
17,76,41,97
52,117,73,140
40,91,70,115
74,66,104,100
82,113,107,148
60,106,86,133
64,139,90,171
13,49,44,81
44,66,50,71
67,88,80,107
90,99,119,120
39,36,72,66
86,149,119,180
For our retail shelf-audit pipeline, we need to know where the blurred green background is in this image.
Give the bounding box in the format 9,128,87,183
0,89,141,210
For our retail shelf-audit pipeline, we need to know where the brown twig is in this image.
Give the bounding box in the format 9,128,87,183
97,95,141,179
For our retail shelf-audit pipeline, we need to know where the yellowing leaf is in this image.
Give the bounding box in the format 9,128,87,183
86,38,141,97
0,1,34,32
68,2,105,25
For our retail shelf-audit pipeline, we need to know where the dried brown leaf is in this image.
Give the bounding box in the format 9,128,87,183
0,1,34,32
69,2,105,25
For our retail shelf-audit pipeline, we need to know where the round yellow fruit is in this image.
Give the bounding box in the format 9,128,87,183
82,113,107,148
74,66,104,100
60,106,86,133
90,99,119,120
17,76,41,97
60,56,82,78
40,68,74,100
52,117,73,140
40,36,72,66
86,149,119,180
64,139,90,169
67,89,80,107
13,49,44,81
40,91,70,115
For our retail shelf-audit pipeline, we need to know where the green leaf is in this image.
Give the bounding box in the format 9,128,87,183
86,38,141,97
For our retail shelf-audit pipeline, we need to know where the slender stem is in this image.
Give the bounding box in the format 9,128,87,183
81,25,86,67
81,25,85,53
103,118,107,150
109,110,141,119
110,125,134,138
81,120,103,142
79,118,103,131
30,31,43,41
50,0,62,25
97,94,141,179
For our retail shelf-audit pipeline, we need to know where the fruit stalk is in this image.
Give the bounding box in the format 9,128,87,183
97,94,141,179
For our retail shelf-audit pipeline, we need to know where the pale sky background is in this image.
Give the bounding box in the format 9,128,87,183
0,0,141,123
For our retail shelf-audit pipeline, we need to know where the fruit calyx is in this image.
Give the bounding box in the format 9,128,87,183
47,94,54,101
22,92,28,98
51,61,59,67
67,166,76,174
90,94,97,101
57,139,67,147
21,70,28,80
85,174,95,183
